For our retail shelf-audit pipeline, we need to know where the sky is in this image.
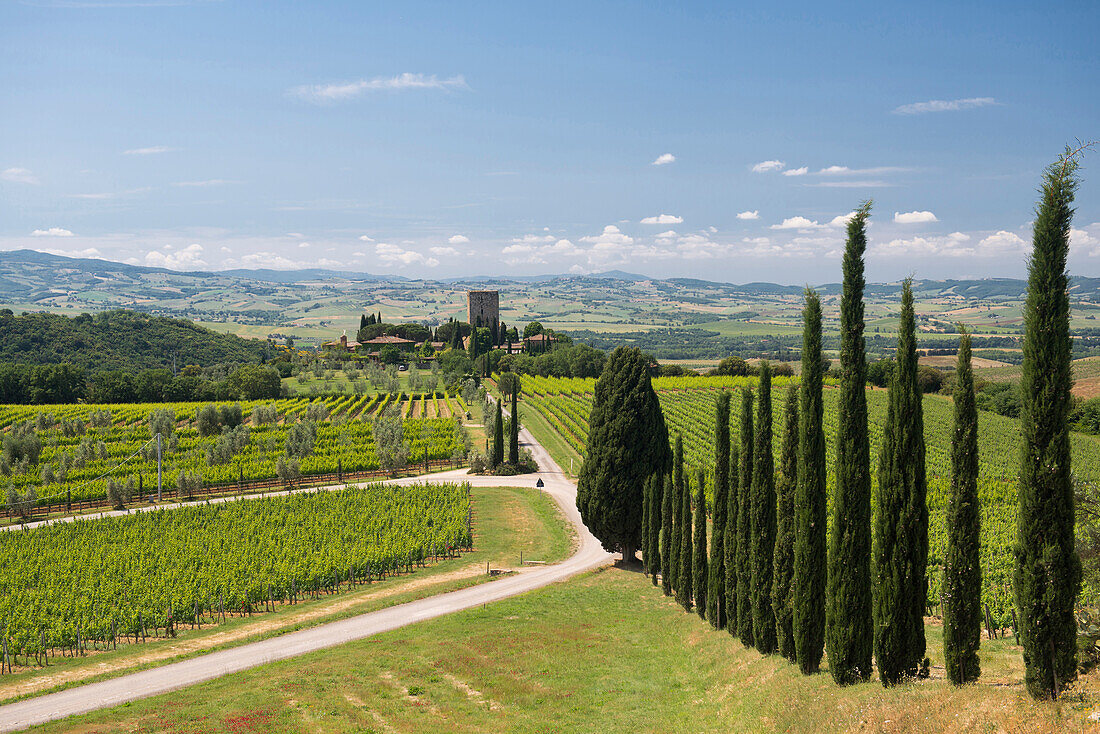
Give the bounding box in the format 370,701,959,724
2,0,1098,284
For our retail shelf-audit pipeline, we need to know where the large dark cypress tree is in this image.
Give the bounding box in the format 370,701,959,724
491,401,504,468
508,383,520,465
707,391,731,630
827,200,874,685
736,388,755,646
750,364,777,654
1016,149,1084,699
661,474,674,596
773,384,798,662
694,468,708,619
873,278,929,686
943,329,981,685
794,288,827,674
576,346,673,562
670,436,684,592
725,440,740,637
677,465,694,612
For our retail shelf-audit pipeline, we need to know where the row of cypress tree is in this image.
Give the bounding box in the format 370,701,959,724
588,148,1085,699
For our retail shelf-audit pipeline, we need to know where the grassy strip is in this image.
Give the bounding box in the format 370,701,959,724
32,567,1098,733
0,485,570,705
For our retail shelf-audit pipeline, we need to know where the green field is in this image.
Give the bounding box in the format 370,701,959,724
30,567,1095,733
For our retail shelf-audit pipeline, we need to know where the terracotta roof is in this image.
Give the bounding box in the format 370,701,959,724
366,335,415,345
525,333,556,341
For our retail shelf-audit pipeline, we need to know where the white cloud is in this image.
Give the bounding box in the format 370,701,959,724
655,230,678,240
977,230,1026,254
872,230,1022,258
144,243,207,270
430,246,461,257
782,167,808,177
771,216,821,230
640,214,683,225
828,212,858,228
298,242,311,248
651,153,676,166
39,247,101,258
123,146,174,155
817,165,909,176
1,167,39,184
511,233,556,245
736,210,760,220
291,73,468,103
893,97,998,115
358,235,375,242
818,165,850,175
894,210,939,224
374,242,439,267
448,234,470,244
752,160,785,173
31,227,74,237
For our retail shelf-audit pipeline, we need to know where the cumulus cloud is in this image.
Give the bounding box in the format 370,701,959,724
1,167,39,184
894,210,939,224
976,230,1026,254
430,246,461,257
782,167,808,177
870,230,1023,258
375,242,439,267
893,97,998,115
358,235,375,242
640,214,683,225
124,146,174,155
736,210,760,220
31,227,74,237
448,234,470,244
828,212,857,228
39,247,101,258
752,160,785,173
144,243,207,270
651,153,676,166
291,73,468,103
1071,227,1100,256
771,216,821,230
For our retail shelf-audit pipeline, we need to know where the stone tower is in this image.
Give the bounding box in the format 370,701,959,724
466,290,499,330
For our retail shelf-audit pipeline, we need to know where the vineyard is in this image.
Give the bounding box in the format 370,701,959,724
515,374,1100,623
0,393,470,507
0,482,472,668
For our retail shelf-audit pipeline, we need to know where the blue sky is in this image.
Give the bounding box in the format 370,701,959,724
2,0,1098,283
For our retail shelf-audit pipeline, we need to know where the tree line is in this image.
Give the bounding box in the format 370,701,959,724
577,148,1086,699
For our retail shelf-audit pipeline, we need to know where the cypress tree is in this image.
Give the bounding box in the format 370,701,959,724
736,388,755,646
827,200,874,685
943,329,981,685
873,278,929,686
773,383,798,662
647,473,661,585
641,473,652,577
670,435,684,592
794,288,827,674
661,473,674,596
694,468,708,619
725,440,740,637
450,324,462,350
751,363,777,654
678,466,694,612
508,383,520,464
1016,149,1084,699
708,391,731,630
360,314,367,331
491,401,504,469
576,346,673,562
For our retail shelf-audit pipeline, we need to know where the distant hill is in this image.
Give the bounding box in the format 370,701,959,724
0,309,275,373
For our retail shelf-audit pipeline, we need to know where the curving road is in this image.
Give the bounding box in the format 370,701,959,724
0,424,612,732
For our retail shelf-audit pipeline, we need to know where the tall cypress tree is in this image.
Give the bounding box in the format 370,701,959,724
943,329,981,685
827,200,874,685
708,391,731,630
641,473,652,577
725,440,740,637
773,384,799,662
491,401,504,468
736,388,755,646
794,288,827,674
576,346,673,562
873,278,929,686
751,364,777,654
694,468,708,619
670,436,684,593
648,473,661,586
1016,149,1084,699
661,474,674,596
508,383,520,464
677,464,694,612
